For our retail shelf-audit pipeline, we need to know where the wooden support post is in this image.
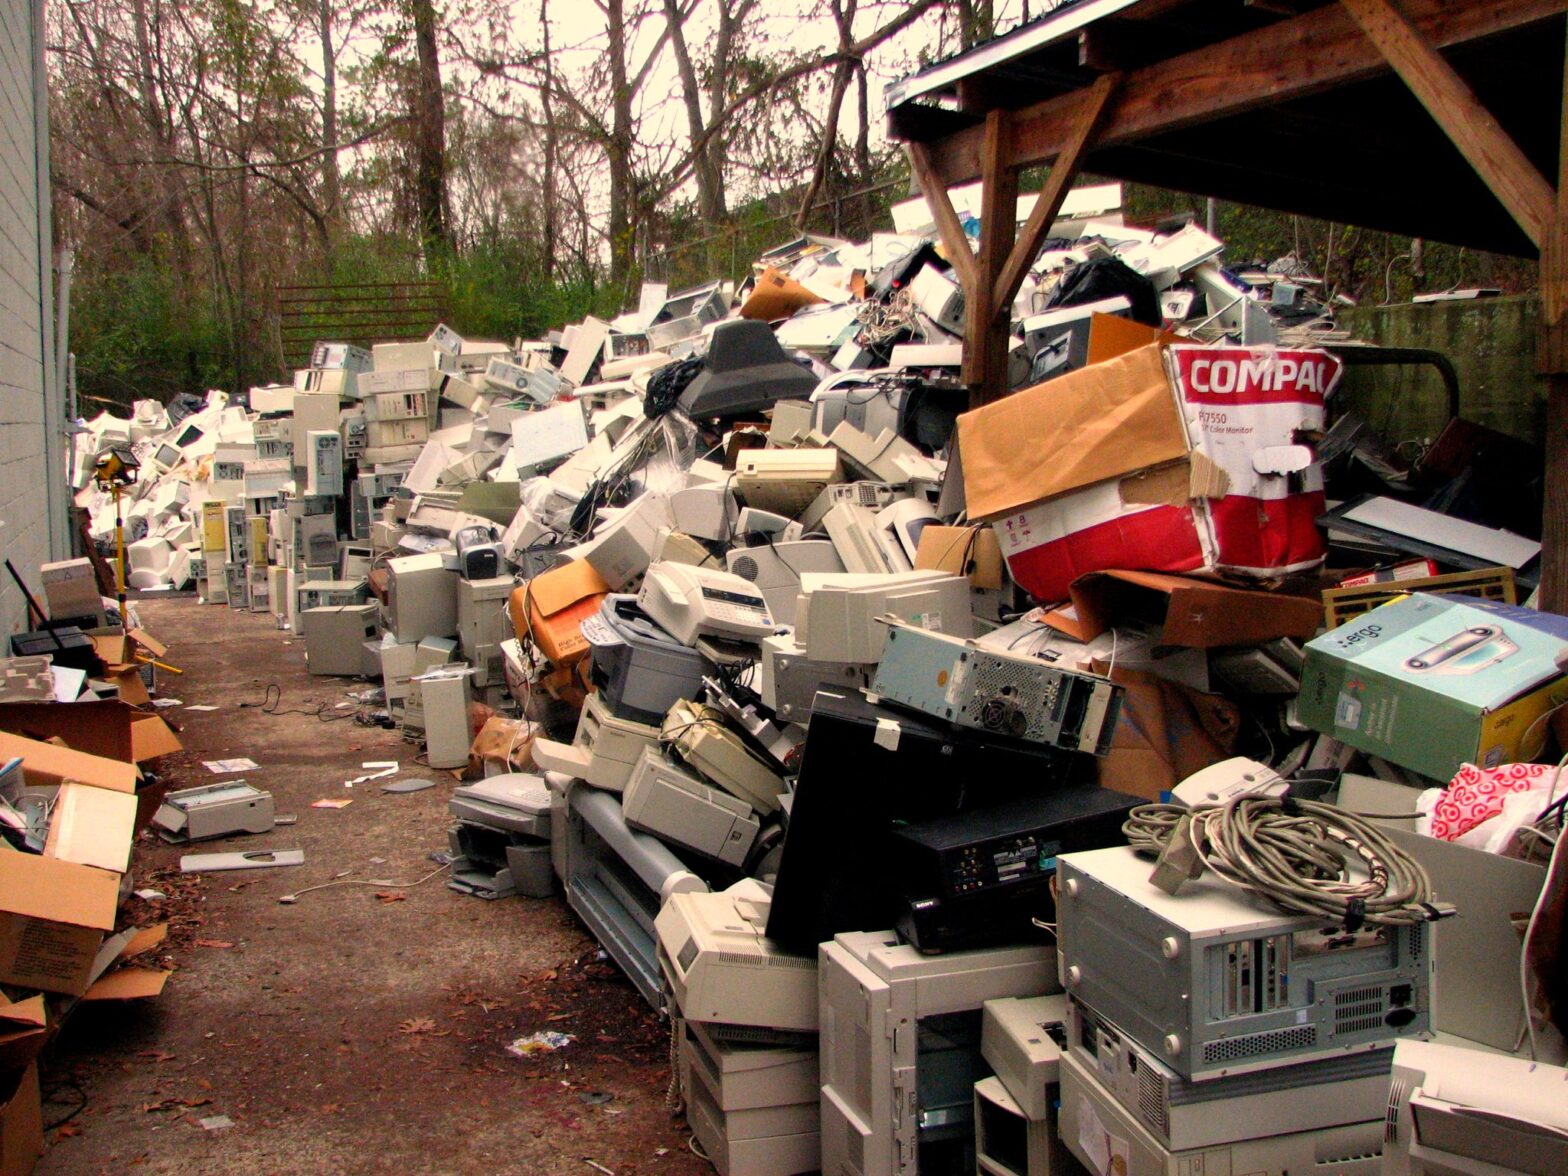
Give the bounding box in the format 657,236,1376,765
992,74,1120,317
1340,0,1554,250
905,141,977,292
964,109,1019,403
1537,20,1568,614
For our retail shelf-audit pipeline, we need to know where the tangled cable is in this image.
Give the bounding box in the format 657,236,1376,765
1124,795,1448,930
855,287,921,346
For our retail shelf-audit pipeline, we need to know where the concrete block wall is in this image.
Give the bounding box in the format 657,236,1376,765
0,0,65,637
1336,295,1544,446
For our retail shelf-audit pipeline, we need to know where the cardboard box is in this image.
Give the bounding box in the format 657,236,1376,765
0,851,120,995
0,731,137,793
1044,570,1323,649
1298,593,1568,781
0,701,180,765
0,1062,41,1176
507,561,609,666
0,998,46,1076
913,525,1004,590
960,331,1338,600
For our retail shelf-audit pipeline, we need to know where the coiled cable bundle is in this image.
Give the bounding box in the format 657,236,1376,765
1124,795,1450,930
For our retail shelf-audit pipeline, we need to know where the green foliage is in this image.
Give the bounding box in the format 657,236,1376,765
72,258,230,410
70,233,626,412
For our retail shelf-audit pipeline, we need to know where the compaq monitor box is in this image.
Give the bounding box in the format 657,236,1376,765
1056,846,1431,1081
386,552,459,642
794,570,972,663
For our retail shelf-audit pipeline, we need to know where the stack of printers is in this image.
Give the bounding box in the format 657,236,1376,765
655,882,820,1176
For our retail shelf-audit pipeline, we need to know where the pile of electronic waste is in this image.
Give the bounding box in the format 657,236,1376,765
59,181,1568,1176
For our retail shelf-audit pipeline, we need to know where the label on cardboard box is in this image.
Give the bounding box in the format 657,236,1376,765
1298,593,1568,780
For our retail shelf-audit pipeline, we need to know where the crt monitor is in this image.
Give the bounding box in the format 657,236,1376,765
764,687,1090,953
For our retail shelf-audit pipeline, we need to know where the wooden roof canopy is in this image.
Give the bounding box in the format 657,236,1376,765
885,0,1568,609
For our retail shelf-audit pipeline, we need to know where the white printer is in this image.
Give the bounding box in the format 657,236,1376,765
623,747,759,867
655,881,818,1032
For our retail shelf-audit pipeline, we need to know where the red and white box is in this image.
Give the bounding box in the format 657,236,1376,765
958,333,1339,602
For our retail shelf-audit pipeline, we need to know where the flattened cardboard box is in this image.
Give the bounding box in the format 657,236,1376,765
1043,571,1322,649
913,525,1004,590
0,851,120,995
1298,593,1568,781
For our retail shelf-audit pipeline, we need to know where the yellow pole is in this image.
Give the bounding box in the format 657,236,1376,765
113,485,127,615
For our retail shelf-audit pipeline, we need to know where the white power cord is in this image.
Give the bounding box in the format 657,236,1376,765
1520,751,1568,1059
277,861,450,904
1125,795,1448,928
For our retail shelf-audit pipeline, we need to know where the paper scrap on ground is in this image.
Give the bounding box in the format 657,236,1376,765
507,1031,575,1057
203,758,258,774
186,705,219,712
198,1115,234,1131
134,889,167,901
150,698,182,708
345,762,399,788
312,798,353,809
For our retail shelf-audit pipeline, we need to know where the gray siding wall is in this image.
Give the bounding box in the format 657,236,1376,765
0,0,64,636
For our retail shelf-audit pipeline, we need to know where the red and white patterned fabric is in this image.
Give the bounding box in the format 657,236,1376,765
1430,761,1556,841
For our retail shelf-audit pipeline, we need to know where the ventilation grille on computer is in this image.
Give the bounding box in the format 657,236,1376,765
1384,1077,1407,1144
1202,1024,1316,1064
1136,1066,1169,1137
715,950,814,970
1334,987,1387,1036
731,555,760,581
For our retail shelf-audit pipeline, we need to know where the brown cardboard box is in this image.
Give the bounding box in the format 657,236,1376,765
1042,571,1323,649
913,525,1005,590
0,701,180,764
0,732,136,794
0,852,120,995
739,268,824,321
0,1062,41,1176
0,998,46,1076
1093,666,1241,801
507,561,609,666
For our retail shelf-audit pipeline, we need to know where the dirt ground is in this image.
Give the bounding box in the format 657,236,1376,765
36,596,714,1176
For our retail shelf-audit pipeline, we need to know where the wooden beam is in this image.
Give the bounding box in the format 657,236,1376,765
1340,0,1554,249
904,141,978,292
914,0,1564,189
1537,19,1568,612
992,73,1120,315
963,109,1019,399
